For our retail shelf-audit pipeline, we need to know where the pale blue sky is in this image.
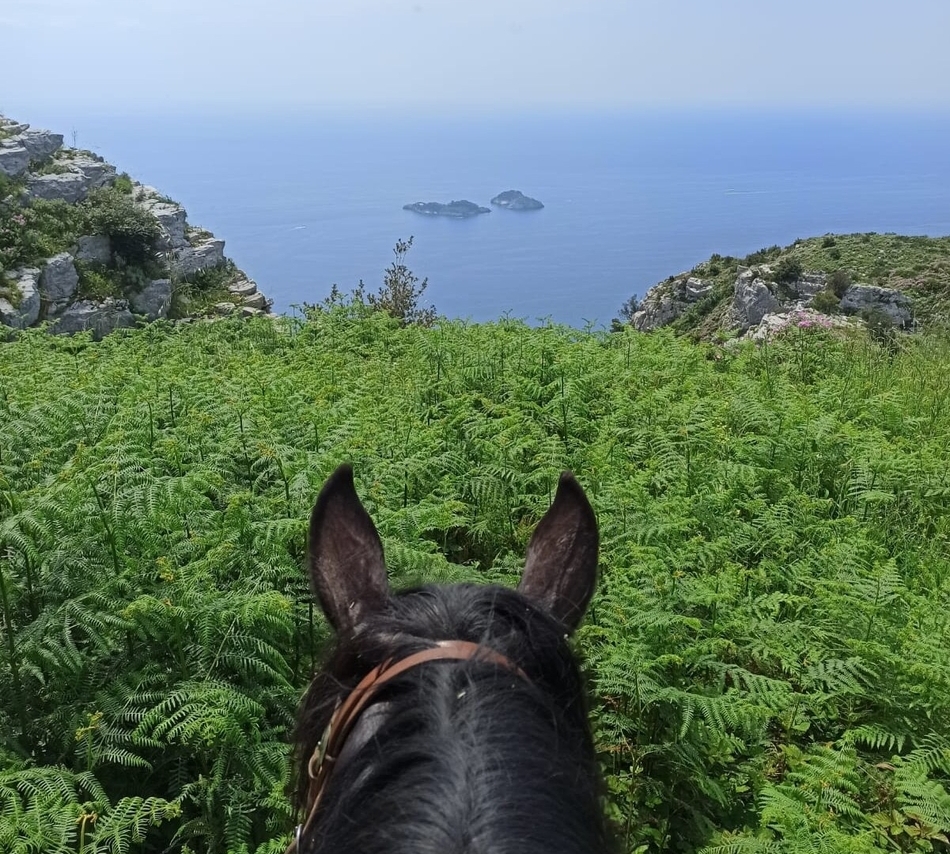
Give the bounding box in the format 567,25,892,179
3,0,949,115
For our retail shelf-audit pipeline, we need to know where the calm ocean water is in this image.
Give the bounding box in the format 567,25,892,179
23,108,950,327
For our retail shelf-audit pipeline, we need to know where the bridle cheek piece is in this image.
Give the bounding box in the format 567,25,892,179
287,640,527,853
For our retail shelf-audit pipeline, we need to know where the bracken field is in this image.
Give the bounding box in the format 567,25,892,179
1,306,949,853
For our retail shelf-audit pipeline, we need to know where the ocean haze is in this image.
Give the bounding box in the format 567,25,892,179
11,108,950,326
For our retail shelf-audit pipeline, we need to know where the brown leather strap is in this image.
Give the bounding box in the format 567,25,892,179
288,640,527,852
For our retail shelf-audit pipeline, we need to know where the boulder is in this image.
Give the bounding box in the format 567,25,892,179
25,153,116,203
241,290,268,310
840,284,913,328
729,278,781,331
175,235,225,277
52,299,136,338
213,301,238,315
129,278,172,320
136,187,188,249
40,253,79,306
75,235,112,264
18,129,63,161
0,267,41,328
0,145,31,178
685,277,712,301
227,278,258,298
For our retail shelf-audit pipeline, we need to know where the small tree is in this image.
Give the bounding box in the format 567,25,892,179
367,237,436,326
828,269,851,298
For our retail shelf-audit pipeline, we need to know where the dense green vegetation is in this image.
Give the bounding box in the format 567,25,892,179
1,306,949,853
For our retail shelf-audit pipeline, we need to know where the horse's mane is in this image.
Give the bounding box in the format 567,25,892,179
293,582,612,854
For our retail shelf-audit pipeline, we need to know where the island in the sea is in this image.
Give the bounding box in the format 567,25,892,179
403,200,490,218
490,190,544,210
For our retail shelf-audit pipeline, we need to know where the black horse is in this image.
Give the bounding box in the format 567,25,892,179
292,464,611,854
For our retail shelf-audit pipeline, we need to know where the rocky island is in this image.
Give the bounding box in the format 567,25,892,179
403,200,490,218
490,190,544,211
1,114,271,337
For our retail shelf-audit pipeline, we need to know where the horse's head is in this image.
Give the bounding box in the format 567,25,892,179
293,464,608,854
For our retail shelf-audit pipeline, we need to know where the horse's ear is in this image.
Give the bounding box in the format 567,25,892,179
518,472,599,633
308,464,389,635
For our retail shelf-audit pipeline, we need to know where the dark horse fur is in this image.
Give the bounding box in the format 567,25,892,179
293,465,611,854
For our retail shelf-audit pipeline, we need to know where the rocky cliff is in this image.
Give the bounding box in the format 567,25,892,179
1,115,271,337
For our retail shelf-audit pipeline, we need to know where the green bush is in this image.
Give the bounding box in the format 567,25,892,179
810,288,841,314
83,187,159,266
828,269,852,297
773,256,804,284
113,173,134,194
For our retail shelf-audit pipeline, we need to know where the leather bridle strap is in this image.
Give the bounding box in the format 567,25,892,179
286,640,527,853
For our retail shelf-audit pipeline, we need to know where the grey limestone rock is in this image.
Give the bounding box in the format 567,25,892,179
40,253,80,307
52,299,136,338
0,268,42,328
213,301,238,315
730,278,781,331
630,274,712,331
175,235,225,277
75,235,112,264
135,186,188,249
25,153,116,203
840,284,913,327
129,279,172,320
18,128,63,161
0,145,31,178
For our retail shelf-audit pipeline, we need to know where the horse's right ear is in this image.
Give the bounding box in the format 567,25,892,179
308,465,390,635
518,472,599,633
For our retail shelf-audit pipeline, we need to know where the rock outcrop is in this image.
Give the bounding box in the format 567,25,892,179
0,268,41,328
631,260,915,340
631,275,713,331
490,190,544,211
1,113,272,336
840,284,913,328
52,299,136,338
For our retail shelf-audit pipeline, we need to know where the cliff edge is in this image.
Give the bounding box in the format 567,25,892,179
1,115,272,337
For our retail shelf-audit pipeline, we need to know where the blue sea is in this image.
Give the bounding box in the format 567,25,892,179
19,108,950,327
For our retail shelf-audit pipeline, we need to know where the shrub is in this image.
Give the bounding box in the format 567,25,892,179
773,256,804,284
113,173,134,195
366,236,436,326
83,187,159,266
828,269,852,297
821,235,837,248
810,289,840,314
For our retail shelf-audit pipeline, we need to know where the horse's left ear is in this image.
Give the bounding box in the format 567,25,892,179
308,465,390,635
518,472,599,633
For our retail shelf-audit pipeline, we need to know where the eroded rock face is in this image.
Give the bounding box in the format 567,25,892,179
129,279,173,320
175,236,225,277
0,121,63,177
0,268,41,328
40,253,80,307
0,146,31,178
840,284,913,327
631,274,713,331
729,278,781,331
75,235,112,264
25,153,116,203
135,186,188,249
52,299,136,338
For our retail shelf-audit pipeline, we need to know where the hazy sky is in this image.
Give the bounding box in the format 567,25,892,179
3,0,950,115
